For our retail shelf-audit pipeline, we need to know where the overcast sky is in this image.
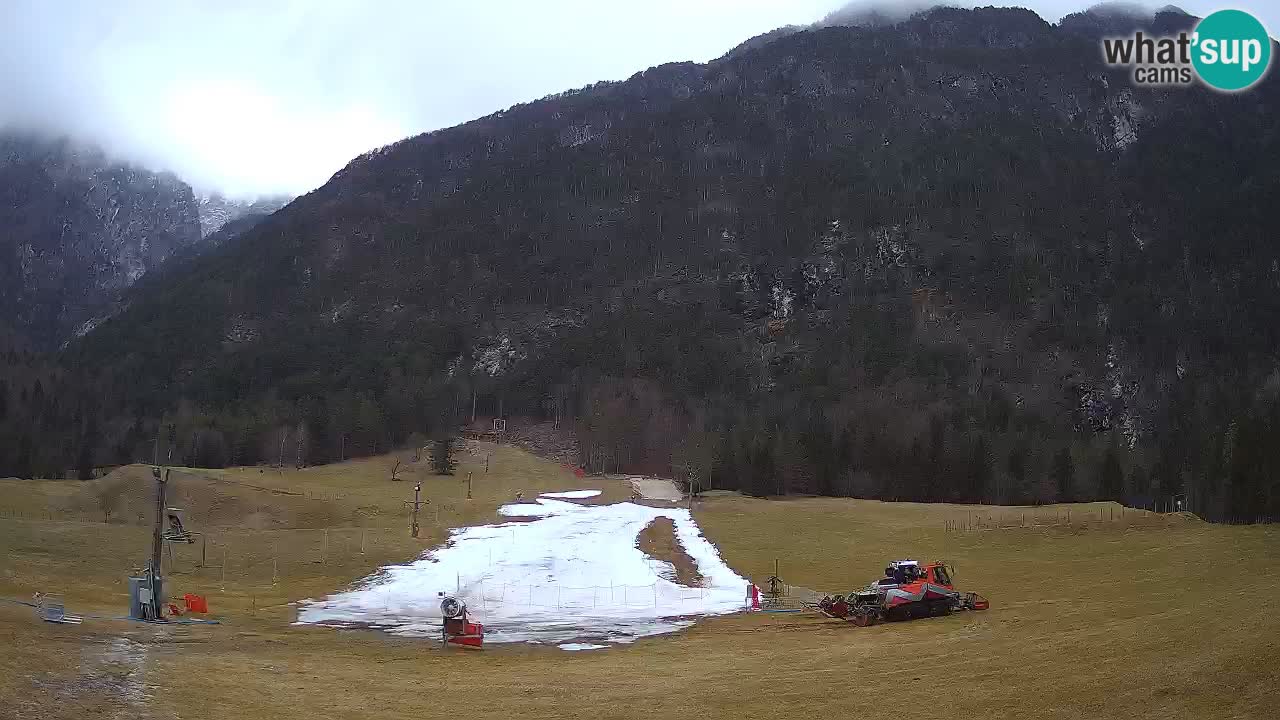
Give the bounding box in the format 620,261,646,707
1,1,1274,198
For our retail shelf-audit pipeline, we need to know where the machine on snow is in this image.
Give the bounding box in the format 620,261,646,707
817,560,989,626
439,593,484,648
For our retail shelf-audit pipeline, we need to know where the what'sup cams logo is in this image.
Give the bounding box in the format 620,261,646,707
1102,9,1273,91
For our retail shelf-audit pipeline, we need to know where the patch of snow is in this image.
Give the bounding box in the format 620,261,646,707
18,243,35,282
328,300,353,323
296,499,749,645
558,643,608,651
473,335,523,377
539,490,601,499
74,316,107,338
770,282,794,320
498,503,556,517
1111,90,1138,150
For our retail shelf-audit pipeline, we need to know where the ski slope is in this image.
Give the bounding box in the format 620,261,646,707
297,496,749,645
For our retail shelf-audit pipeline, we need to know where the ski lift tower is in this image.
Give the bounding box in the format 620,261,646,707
128,464,170,620
146,465,170,615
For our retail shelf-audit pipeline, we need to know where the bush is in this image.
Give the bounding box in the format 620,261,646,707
430,437,457,475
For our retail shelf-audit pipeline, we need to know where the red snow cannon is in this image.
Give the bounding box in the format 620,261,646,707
440,594,484,649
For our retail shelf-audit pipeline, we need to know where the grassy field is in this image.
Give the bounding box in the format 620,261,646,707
1,444,1278,719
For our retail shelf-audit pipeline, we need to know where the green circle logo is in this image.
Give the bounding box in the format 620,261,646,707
1192,10,1272,91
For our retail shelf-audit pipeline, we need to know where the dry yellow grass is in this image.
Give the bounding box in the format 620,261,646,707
1,445,1278,720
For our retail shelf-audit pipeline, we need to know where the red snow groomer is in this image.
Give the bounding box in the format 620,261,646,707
818,560,988,626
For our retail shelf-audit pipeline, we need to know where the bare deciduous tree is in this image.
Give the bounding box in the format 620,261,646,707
93,477,127,523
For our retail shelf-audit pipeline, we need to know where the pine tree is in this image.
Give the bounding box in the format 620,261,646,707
1097,446,1124,501
1052,447,1075,502
1008,446,1028,503
430,437,457,475
969,435,992,502
14,430,33,480
1127,465,1147,501
76,415,98,481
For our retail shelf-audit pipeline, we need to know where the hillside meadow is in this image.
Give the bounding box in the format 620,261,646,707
1,443,1276,719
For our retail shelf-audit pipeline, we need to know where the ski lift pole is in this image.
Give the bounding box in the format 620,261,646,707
148,464,169,619
412,482,422,538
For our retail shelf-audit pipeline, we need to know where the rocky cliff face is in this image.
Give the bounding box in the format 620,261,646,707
0,132,202,348
195,193,290,239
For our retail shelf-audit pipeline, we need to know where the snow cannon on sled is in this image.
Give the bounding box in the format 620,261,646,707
439,593,484,649
817,560,988,627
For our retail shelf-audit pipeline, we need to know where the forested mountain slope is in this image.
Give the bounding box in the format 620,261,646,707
12,7,1280,521
0,133,202,349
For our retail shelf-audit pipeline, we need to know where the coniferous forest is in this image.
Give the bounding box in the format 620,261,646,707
3,8,1279,522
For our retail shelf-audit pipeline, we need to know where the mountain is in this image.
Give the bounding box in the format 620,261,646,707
0,132,203,349
195,193,291,239
1058,3,1193,38
18,7,1280,521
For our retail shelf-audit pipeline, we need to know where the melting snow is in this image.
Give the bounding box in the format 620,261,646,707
297,498,749,645
498,503,556,517
558,642,608,651
539,490,601,499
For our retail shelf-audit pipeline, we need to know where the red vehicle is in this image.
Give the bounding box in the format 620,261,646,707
818,560,988,626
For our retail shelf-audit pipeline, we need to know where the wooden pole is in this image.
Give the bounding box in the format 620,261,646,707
411,483,421,538
148,466,169,618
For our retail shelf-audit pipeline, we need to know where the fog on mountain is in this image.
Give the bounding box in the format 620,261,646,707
1,4,1278,527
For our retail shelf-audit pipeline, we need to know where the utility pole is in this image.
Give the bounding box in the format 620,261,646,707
148,464,169,619
411,482,423,538
467,472,473,500
296,422,304,468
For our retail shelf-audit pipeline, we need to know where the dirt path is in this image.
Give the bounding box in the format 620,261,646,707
629,477,681,502
636,517,704,586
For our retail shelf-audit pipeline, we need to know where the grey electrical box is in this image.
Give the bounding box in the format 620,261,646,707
128,575,163,620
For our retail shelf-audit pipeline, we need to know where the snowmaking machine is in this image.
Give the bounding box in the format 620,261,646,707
817,560,988,626
439,593,484,649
